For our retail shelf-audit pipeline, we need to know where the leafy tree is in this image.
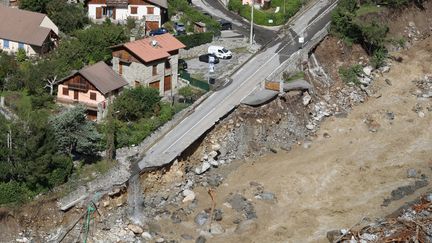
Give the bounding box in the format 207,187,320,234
54,23,127,71
0,109,73,201
113,87,161,121
0,52,18,90
50,105,102,156
19,0,51,12
46,0,89,34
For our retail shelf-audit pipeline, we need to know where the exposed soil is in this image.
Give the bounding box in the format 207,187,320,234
2,3,432,243
151,35,432,243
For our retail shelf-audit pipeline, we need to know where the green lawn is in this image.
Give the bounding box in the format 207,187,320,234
228,0,302,26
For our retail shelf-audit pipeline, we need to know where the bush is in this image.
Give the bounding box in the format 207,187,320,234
0,181,33,204
338,64,363,85
113,87,161,121
370,48,387,68
177,32,214,49
113,102,175,147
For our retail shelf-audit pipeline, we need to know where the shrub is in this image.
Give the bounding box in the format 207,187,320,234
177,32,214,49
113,87,161,121
338,64,363,85
0,181,33,204
370,48,387,68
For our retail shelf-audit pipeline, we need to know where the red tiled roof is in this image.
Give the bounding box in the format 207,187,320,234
121,33,186,63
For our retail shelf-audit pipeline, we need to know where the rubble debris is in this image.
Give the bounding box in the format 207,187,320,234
329,194,432,242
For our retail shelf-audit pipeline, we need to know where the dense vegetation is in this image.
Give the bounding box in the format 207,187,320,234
331,0,425,66
0,2,179,204
177,32,214,49
228,0,302,26
20,0,89,34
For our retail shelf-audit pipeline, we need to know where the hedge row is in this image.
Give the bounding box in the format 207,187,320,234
177,32,214,50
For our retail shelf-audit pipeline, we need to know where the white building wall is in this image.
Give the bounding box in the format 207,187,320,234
88,3,161,23
40,16,59,35
88,4,105,19
0,39,37,56
115,7,128,20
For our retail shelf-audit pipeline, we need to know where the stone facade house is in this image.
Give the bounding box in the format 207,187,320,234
111,33,185,96
56,61,128,121
0,6,59,56
87,0,167,30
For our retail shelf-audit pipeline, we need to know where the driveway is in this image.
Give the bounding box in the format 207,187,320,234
192,0,277,45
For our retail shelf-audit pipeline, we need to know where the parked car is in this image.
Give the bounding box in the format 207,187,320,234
174,22,186,35
178,59,188,70
219,19,232,30
149,28,168,36
203,12,212,18
198,54,220,64
208,45,232,59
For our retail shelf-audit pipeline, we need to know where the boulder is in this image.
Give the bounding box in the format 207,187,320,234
235,220,258,234
210,222,225,235
407,168,417,178
182,189,196,203
195,211,209,226
302,92,312,106
141,232,152,240
128,224,143,234
363,66,373,76
208,151,218,159
195,236,206,243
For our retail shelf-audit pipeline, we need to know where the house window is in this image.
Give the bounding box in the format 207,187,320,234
147,7,154,14
90,92,97,100
165,60,171,69
3,39,9,49
152,65,157,75
130,6,138,14
18,42,24,49
62,87,69,95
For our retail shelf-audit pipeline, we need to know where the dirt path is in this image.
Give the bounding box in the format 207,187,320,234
155,38,432,243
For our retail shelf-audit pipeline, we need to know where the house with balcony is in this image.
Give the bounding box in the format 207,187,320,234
87,0,167,30
110,33,185,96
0,6,59,56
56,61,128,121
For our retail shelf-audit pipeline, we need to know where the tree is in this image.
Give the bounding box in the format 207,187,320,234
50,105,102,157
113,87,161,121
46,0,89,34
19,0,51,12
54,23,127,71
0,52,18,90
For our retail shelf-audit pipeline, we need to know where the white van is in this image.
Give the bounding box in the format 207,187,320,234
208,46,232,59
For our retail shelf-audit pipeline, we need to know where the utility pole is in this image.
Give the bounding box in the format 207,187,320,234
249,0,254,46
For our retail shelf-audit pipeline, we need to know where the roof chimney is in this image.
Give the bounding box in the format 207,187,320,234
151,39,158,47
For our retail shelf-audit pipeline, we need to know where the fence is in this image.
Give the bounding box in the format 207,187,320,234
179,71,210,91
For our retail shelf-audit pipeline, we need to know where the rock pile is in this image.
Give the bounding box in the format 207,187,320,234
327,193,432,242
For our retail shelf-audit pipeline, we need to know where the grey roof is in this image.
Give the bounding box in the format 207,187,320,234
0,6,54,46
79,61,128,94
147,0,167,9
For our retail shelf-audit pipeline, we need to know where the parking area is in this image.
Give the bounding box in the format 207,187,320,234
179,36,254,82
